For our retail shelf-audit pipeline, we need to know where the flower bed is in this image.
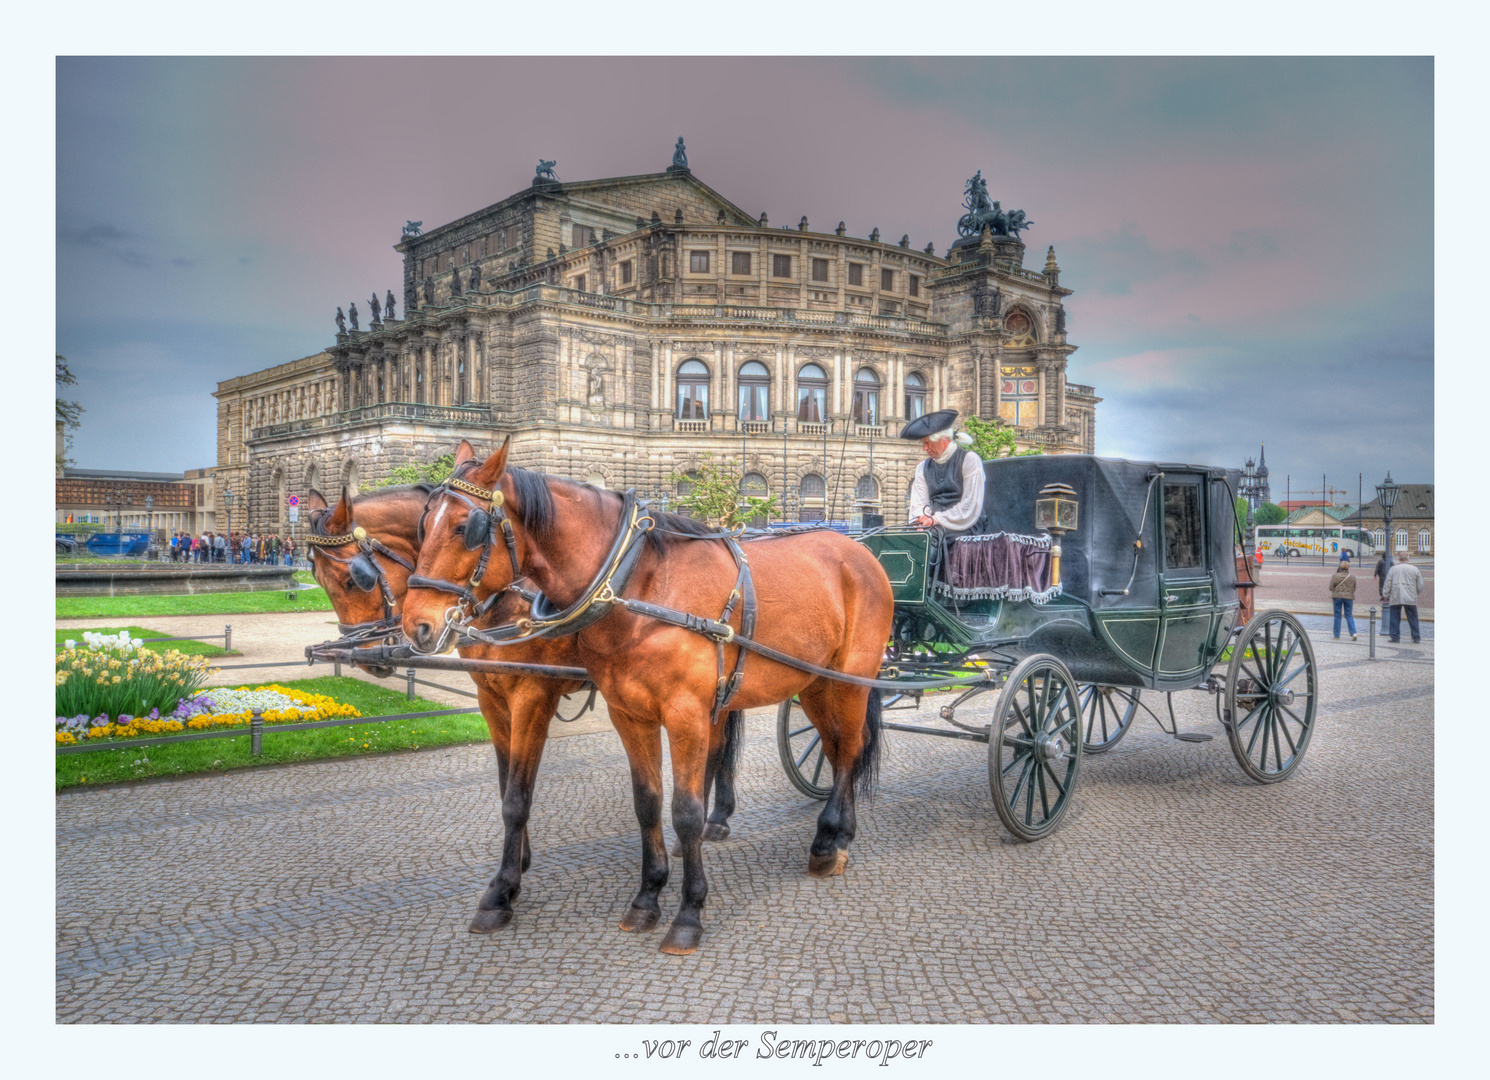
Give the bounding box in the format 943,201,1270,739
56,630,361,745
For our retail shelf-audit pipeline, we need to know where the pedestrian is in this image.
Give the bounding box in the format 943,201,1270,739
1374,551,1390,602
214,532,227,563
1329,559,1357,641
1383,551,1424,644
269,533,281,565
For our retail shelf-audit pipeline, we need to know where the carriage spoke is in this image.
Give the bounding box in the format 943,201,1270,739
794,733,822,770
1036,764,1051,822
1025,757,1037,825
1007,753,1034,810
811,746,829,786
1040,759,1068,799
1275,661,1310,689
1245,704,1269,756
788,723,815,738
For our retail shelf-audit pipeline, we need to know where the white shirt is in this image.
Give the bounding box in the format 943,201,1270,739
907,446,985,532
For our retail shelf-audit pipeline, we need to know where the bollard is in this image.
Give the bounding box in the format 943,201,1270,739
224,624,232,652
334,659,342,678
407,667,416,701
250,708,264,757
1369,607,1376,660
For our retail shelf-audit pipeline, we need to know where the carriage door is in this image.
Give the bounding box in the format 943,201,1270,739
1156,476,1216,679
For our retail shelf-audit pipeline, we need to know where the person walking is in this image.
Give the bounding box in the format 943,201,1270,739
1374,551,1390,603
1329,559,1358,641
1383,551,1424,644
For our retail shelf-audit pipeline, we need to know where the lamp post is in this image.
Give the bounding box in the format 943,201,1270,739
1376,472,1400,562
114,486,125,533
221,487,235,564
144,495,154,557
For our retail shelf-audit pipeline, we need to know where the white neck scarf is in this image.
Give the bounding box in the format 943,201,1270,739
932,440,959,465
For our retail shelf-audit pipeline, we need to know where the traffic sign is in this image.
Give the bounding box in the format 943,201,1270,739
287,495,300,507
288,508,300,523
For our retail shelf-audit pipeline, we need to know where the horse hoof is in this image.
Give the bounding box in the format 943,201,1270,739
619,906,660,933
469,907,514,933
807,849,849,878
703,822,731,842
660,924,703,955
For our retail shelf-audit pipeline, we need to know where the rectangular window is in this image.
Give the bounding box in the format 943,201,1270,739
690,250,711,273
737,384,769,422
677,383,708,420
909,275,920,296
572,225,595,248
811,258,829,282
848,263,864,286
731,251,752,275
1162,483,1204,571
772,254,792,278
881,269,894,291
572,275,586,293
620,260,633,285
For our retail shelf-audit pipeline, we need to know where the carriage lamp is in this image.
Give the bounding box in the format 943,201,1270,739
1035,483,1079,588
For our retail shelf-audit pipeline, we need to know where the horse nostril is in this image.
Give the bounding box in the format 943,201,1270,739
415,622,432,647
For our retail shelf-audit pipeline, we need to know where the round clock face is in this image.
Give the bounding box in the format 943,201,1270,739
1005,312,1031,336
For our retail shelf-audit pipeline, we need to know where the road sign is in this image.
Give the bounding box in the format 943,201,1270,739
287,495,300,507
288,508,299,523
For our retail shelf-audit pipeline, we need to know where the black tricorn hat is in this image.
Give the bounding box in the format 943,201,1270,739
899,408,959,441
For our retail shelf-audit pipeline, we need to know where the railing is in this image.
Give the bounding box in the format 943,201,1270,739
741,421,772,435
250,417,326,440
855,425,882,438
798,421,830,436
1065,382,1096,397
674,418,710,433
339,402,493,425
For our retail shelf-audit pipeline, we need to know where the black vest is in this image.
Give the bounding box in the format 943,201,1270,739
923,447,968,511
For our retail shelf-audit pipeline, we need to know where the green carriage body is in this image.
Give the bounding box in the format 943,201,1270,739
861,454,1245,693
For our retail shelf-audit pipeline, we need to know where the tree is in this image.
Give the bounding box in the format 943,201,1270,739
56,354,83,471
364,453,456,491
962,415,1042,461
669,452,779,528
1254,502,1287,526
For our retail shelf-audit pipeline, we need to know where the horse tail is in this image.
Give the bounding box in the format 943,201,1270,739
719,709,744,788
848,688,883,803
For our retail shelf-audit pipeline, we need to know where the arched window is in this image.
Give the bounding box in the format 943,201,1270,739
1417,529,1431,553
676,359,710,420
416,362,425,404
904,371,925,421
1395,528,1408,552
456,354,467,405
584,471,607,489
737,360,771,422
343,461,359,500
1004,309,1036,346
740,471,769,526
1371,528,1385,550
855,475,879,507
797,364,827,423
852,367,880,425
304,463,318,499
800,472,826,523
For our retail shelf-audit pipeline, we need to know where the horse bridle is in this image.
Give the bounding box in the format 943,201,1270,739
408,473,525,627
304,521,418,641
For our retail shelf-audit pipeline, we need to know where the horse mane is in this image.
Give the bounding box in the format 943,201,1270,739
311,484,432,538
454,459,556,537
643,508,731,552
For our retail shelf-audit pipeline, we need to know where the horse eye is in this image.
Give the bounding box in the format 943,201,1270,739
453,524,465,535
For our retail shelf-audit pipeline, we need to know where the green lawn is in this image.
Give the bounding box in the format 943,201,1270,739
56,586,332,619
56,676,492,789
55,626,236,657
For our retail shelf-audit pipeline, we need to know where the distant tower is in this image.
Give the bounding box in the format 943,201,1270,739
1240,444,1271,510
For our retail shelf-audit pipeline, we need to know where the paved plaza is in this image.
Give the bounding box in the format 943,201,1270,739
55,614,1433,1024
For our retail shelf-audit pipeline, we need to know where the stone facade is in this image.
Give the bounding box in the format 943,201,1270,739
215,162,1101,533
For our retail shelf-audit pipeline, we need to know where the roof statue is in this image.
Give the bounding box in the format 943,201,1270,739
402,220,422,238
369,293,381,323
335,306,346,334
535,159,559,182
957,171,1033,238
671,136,689,171
385,289,396,321
348,301,359,331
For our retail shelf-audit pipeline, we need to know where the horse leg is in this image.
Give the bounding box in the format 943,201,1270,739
470,682,556,933
803,684,878,878
610,713,669,934
671,708,742,854
660,711,711,955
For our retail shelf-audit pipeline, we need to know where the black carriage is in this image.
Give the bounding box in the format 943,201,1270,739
777,454,1316,841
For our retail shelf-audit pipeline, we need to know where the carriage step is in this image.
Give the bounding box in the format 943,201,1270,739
1172,732,1213,742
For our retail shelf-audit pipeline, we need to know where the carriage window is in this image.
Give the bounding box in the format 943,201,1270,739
1162,482,1203,571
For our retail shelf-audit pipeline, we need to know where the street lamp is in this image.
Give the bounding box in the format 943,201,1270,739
144,495,154,558
221,487,235,564
114,486,125,533
1375,472,1400,561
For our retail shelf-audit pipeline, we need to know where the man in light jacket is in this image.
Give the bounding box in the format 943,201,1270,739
1383,552,1425,644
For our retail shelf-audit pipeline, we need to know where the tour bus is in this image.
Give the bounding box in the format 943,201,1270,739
1255,523,1378,560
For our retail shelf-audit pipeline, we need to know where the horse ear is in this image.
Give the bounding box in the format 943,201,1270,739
471,435,511,488
325,487,354,534
304,490,328,513
454,439,476,467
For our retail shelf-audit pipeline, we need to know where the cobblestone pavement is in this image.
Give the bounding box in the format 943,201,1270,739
56,626,1432,1024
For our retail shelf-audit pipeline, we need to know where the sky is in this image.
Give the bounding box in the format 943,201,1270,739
55,56,1434,498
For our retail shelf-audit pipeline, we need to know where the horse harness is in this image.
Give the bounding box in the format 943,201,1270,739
304,522,417,641
417,476,758,722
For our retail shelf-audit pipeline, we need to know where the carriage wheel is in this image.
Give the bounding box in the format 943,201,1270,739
776,698,832,801
1224,610,1318,783
988,654,1083,842
1078,684,1141,754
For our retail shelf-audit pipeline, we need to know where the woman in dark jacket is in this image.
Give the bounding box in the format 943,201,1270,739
1330,559,1358,640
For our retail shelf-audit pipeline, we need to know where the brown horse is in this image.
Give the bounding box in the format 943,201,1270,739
403,439,892,954
303,485,742,933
